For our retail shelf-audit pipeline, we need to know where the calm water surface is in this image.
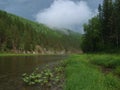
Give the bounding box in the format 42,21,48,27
0,55,67,90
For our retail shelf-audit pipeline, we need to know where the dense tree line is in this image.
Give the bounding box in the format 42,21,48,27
81,0,120,53
0,10,81,53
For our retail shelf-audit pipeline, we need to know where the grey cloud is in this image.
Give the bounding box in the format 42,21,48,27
35,0,102,33
0,0,103,20
0,0,103,32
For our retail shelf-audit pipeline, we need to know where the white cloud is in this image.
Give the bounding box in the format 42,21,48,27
35,0,95,33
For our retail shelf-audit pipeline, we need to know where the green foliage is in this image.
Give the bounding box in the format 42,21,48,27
22,73,42,85
22,61,67,87
114,66,120,76
90,55,120,68
90,54,120,76
82,0,120,53
81,16,101,52
0,10,81,53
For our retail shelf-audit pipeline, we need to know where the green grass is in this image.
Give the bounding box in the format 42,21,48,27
64,54,120,90
90,54,120,75
90,54,120,68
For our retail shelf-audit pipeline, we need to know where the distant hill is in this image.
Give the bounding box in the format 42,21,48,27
0,10,82,54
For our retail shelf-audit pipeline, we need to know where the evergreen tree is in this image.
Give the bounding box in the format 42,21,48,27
114,0,120,48
82,0,120,53
0,10,81,53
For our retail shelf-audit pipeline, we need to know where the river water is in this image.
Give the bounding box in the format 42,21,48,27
0,55,67,90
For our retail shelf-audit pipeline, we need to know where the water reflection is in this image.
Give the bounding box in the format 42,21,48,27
0,55,66,90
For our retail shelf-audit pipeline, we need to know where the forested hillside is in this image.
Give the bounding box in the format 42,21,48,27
0,10,81,54
82,0,120,53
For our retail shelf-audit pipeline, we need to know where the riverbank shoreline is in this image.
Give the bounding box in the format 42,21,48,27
0,53,69,57
64,54,120,90
0,55,67,90
0,49,82,57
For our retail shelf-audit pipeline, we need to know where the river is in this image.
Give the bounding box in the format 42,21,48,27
0,55,67,90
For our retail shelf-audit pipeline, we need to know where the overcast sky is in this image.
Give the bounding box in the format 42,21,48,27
0,0,103,33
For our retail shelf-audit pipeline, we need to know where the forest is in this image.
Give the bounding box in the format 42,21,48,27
82,0,120,53
0,10,81,54
0,0,120,90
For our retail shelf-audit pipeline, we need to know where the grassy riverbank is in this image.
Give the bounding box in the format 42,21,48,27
64,54,120,90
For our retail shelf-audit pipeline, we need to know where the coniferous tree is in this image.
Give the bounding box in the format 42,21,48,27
0,10,81,53
82,0,120,53
114,0,120,48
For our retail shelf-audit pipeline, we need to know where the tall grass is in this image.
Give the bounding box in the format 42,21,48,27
64,55,120,90
90,54,120,68
90,54,120,76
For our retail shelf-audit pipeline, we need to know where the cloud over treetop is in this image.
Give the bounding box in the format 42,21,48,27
36,0,94,32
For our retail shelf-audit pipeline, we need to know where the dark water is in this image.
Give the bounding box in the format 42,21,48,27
0,55,67,90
